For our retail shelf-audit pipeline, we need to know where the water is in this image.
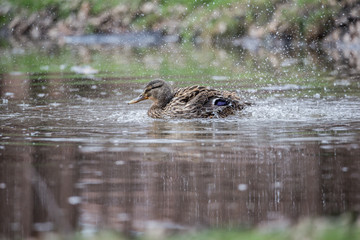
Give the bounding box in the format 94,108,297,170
0,44,360,238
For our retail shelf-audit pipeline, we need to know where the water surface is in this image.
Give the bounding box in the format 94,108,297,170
0,45,359,238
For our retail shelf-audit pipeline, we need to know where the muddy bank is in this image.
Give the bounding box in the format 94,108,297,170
2,1,360,69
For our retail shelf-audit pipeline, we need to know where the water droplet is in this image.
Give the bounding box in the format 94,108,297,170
115,160,125,165
68,196,82,205
238,184,248,191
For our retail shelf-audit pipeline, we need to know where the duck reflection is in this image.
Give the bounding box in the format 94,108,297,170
0,120,359,238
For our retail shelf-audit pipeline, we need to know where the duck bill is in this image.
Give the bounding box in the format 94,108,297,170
128,94,147,104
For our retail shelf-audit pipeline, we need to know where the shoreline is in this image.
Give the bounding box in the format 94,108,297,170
1,1,360,69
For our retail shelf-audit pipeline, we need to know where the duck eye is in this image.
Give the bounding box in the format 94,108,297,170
144,88,152,96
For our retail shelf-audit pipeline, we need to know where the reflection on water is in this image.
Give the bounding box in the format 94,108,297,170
0,46,360,239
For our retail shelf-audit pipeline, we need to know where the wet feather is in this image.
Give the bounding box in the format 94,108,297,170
128,79,249,119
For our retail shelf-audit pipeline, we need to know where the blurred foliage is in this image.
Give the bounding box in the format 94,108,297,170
2,0,346,42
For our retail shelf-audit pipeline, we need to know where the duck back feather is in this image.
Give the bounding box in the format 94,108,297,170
148,86,246,119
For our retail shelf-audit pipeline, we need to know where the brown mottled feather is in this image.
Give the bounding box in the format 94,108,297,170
129,80,248,119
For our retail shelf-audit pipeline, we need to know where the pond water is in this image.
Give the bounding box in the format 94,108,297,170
0,44,359,238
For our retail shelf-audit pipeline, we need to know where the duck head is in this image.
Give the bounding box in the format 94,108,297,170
128,79,174,108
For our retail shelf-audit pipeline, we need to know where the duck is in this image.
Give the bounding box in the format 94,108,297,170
128,79,249,119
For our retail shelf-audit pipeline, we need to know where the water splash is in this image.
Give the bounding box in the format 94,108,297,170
247,98,360,123
111,110,150,123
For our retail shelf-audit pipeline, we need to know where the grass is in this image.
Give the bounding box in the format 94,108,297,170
5,0,144,15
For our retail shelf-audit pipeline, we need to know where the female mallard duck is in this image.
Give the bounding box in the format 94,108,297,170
128,79,248,119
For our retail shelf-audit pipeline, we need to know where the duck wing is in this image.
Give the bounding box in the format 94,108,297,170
199,90,246,117
164,86,246,118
